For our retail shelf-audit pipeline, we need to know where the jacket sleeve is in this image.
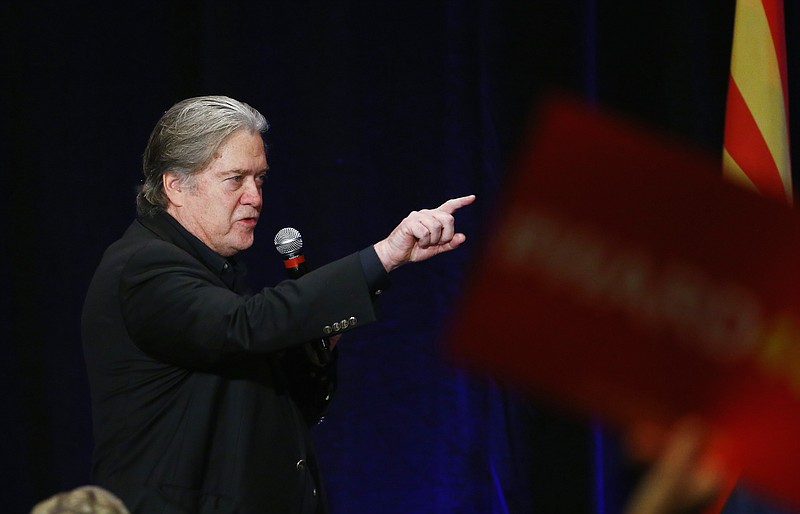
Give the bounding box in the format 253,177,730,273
119,239,378,369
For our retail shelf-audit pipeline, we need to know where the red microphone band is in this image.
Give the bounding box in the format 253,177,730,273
282,255,306,269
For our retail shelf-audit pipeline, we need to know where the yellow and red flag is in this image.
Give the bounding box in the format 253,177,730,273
712,1,792,511
723,0,792,206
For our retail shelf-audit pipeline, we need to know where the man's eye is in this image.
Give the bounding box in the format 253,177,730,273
256,174,267,185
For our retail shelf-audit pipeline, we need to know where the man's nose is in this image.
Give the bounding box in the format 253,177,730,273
241,178,262,208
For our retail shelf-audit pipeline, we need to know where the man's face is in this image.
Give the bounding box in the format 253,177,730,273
166,130,268,256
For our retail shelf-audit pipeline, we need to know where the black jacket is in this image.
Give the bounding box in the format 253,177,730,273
82,212,381,513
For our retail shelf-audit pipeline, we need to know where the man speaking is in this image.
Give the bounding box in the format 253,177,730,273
81,95,474,514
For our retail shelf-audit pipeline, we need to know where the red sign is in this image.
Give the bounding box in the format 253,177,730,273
447,95,800,507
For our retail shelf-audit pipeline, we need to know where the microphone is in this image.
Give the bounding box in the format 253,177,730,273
274,227,307,279
274,227,331,358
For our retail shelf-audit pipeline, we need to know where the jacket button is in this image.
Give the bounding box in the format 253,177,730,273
296,459,306,471
332,322,340,332
323,326,332,335
349,316,358,326
340,319,349,329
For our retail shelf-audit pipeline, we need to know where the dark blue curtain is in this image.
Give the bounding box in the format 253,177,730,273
3,1,800,513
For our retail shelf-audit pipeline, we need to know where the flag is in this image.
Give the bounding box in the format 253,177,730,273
722,0,792,206
712,1,792,511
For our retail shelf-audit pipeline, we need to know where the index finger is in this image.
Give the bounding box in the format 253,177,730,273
437,194,476,214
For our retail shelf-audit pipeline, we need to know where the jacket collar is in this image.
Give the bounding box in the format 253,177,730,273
136,210,245,283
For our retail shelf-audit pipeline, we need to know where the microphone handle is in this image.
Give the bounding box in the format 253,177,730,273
282,256,332,362
284,261,307,280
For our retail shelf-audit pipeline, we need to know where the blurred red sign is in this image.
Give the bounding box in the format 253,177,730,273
447,95,800,507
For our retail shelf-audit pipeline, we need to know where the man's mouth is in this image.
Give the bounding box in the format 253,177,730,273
237,216,259,227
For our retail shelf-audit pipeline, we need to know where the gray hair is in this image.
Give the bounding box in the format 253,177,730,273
137,95,269,217
30,485,130,514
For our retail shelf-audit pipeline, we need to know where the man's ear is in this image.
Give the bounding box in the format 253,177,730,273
162,171,185,207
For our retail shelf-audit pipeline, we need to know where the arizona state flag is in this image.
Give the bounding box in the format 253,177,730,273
722,0,792,206
713,0,792,511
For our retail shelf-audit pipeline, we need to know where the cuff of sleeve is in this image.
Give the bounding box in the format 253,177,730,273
359,247,391,296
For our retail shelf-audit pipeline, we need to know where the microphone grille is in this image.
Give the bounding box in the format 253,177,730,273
274,227,303,256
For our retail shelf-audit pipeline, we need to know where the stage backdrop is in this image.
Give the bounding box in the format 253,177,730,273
2,1,799,513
